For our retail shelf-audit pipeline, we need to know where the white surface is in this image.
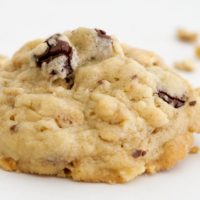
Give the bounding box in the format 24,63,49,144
0,0,200,199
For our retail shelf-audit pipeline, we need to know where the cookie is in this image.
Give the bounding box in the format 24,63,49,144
0,27,199,183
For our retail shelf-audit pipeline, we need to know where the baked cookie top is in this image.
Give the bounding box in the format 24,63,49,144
0,27,199,183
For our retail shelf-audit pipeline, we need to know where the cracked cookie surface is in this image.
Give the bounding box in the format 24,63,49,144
0,27,199,183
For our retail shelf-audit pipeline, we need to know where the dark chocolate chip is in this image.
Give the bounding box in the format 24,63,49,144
158,91,186,108
189,101,197,106
95,29,111,39
35,34,73,75
63,168,71,175
132,150,146,158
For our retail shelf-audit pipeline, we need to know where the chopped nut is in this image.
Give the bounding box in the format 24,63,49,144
195,46,200,59
174,60,196,72
176,29,198,42
190,146,199,154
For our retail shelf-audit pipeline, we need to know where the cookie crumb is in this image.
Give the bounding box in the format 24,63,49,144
174,60,196,72
189,101,197,106
190,146,199,154
195,46,200,59
132,150,146,158
176,29,198,42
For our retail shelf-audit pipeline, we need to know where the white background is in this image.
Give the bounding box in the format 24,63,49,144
0,0,200,199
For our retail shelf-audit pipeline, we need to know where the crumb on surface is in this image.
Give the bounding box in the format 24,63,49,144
176,29,198,42
174,60,196,72
190,146,199,154
195,46,200,59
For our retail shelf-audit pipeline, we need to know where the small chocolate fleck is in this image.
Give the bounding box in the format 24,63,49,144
131,75,137,80
152,128,161,135
152,61,158,66
63,168,71,175
35,34,73,75
132,150,146,158
95,29,111,39
158,91,186,108
50,70,58,75
189,101,197,106
97,80,104,84
10,125,18,133
65,74,74,89
114,77,120,81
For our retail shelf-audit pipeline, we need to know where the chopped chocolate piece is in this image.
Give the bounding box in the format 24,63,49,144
189,101,197,106
132,150,146,158
95,29,111,40
158,91,186,108
35,34,74,76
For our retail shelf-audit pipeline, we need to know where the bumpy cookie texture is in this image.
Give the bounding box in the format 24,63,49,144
0,27,199,183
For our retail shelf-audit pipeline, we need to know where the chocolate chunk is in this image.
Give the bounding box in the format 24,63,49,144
189,101,197,106
95,29,111,40
132,150,146,158
158,91,186,108
35,34,73,75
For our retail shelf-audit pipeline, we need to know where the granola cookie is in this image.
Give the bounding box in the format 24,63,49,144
0,27,199,183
